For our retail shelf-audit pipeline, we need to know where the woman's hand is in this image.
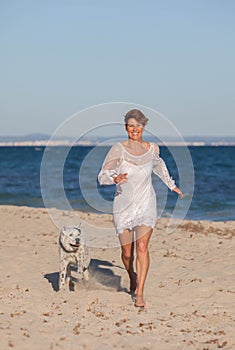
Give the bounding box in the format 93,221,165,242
113,173,128,184
173,186,184,199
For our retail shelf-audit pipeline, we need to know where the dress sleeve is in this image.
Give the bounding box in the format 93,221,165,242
152,144,176,191
98,143,123,185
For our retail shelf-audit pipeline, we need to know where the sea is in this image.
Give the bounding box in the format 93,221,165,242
0,145,234,221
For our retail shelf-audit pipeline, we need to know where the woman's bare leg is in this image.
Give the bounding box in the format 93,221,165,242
119,229,137,293
134,225,153,307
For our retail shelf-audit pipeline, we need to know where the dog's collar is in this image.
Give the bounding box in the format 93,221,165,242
59,237,79,253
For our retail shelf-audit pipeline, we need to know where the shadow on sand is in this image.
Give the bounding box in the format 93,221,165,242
44,259,128,293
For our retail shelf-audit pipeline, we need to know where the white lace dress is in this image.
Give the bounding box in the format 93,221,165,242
98,142,176,235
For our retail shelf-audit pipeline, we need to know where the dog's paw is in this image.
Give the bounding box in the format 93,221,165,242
58,284,66,292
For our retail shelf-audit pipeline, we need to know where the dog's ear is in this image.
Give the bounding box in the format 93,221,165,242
61,226,75,236
60,228,64,237
77,222,83,230
61,226,67,235
59,228,67,242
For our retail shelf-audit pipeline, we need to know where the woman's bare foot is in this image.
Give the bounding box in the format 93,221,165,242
134,295,146,308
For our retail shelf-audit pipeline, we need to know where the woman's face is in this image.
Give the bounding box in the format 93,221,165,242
125,118,144,141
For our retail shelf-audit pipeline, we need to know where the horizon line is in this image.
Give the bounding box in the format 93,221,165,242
0,133,235,139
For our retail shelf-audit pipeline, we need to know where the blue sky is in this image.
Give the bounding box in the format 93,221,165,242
0,0,234,137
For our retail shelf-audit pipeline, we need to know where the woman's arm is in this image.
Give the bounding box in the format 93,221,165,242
172,186,184,199
98,143,123,185
152,144,184,198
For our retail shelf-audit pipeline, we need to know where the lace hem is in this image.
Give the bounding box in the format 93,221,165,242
115,216,156,235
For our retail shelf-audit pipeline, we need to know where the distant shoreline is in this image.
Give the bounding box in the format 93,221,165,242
0,140,235,147
0,133,235,147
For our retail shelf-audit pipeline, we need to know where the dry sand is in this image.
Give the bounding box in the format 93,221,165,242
0,205,234,350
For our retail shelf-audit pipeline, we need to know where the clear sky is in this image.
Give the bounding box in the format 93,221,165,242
0,0,234,137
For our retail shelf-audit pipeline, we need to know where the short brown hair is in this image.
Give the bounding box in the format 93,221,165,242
124,109,149,126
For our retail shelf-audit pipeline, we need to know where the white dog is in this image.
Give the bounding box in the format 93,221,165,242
59,225,89,290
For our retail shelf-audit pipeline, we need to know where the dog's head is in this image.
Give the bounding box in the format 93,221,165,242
59,226,82,252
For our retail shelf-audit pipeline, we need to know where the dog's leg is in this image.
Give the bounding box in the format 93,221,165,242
84,247,90,281
66,263,72,285
59,258,67,290
83,267,89,281
79,247,90,281
77,261,83,281
67,263,75,291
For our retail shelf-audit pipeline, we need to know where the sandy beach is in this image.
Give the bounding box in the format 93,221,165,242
0,205,234,350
